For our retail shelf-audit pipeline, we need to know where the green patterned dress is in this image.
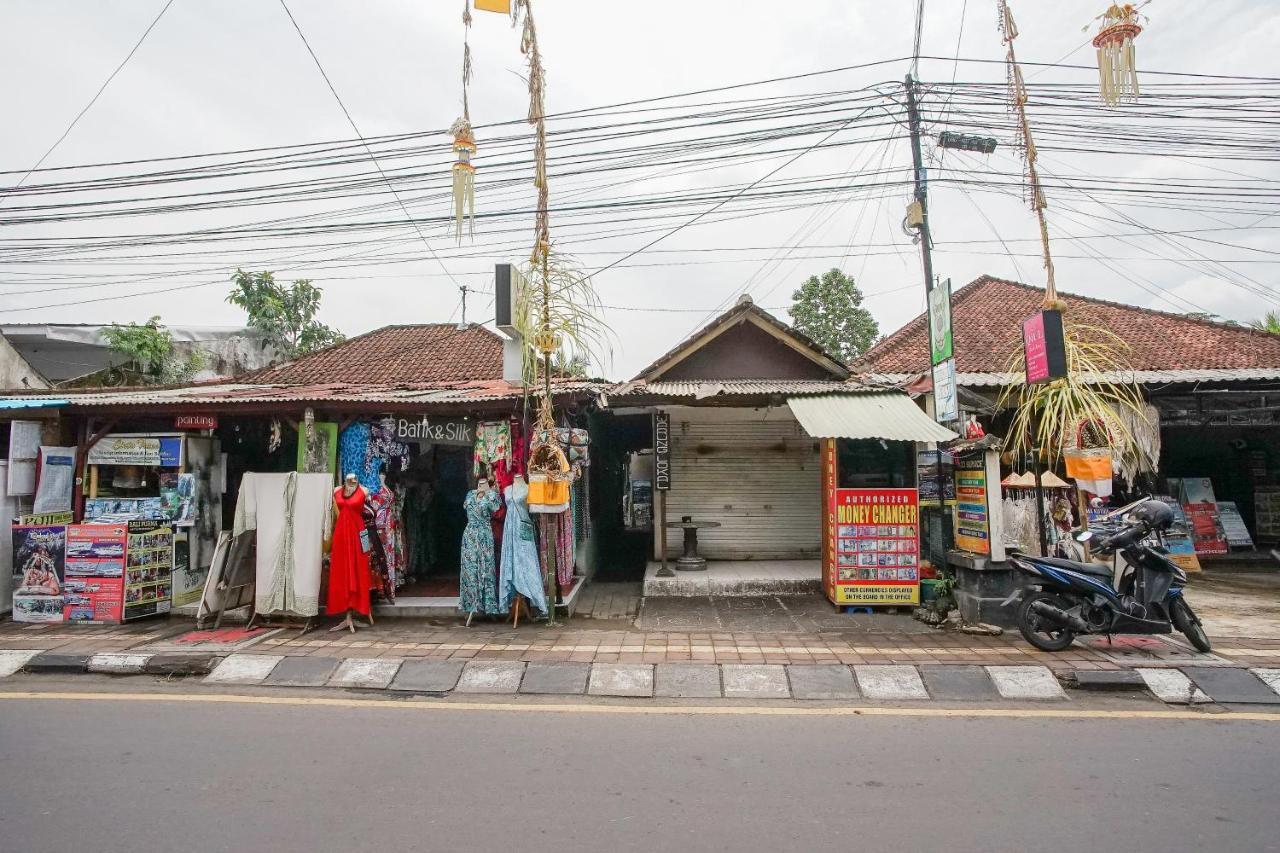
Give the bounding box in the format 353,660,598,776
458,488,502,614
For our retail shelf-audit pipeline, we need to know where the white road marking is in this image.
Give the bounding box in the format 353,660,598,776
0,650,40,678
204,654,283,685
1137,668,1211,704
854,665,929,700
986,666,1067,700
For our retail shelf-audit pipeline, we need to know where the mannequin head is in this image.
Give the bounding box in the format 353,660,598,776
343,473,359,493
476,476,490,494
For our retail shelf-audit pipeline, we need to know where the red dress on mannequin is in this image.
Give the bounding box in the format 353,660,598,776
327,485,372,616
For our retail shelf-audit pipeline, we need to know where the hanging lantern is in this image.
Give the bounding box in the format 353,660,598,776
450,117,477,241
1092,4,1144,105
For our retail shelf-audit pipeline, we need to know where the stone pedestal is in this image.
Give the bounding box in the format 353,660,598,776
948,549,1025,628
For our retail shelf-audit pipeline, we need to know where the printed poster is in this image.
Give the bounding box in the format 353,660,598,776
927,279,953,365
953,456,991,554
65,524,128,622
32,445,77,514
123,519,173,621
1184,502,1227,556
7,420,41,496
86,434,182,467
1216,501,1254,549
916,449,955,507
12,515,70,623
828,488,920,606
1152,495,1200,573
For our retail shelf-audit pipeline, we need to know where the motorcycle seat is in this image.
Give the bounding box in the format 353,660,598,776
1029,555,1114,579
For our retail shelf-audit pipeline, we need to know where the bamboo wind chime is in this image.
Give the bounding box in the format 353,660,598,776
1091,4,1145,106
451,2,479,241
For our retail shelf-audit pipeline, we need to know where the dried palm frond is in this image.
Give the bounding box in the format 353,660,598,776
998,321,1151,470
513,246,612,422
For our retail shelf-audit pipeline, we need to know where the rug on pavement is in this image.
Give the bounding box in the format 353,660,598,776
137,626,281,653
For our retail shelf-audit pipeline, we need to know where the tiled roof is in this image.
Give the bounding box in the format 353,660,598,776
855,275,1280,376
240,323,504,386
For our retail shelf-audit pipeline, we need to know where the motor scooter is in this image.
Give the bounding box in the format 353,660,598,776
1008,499,1210,653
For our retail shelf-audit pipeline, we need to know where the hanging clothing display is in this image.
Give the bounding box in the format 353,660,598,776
537,509,575,591
473,420,512,476
498,478,547,616
368,483,407,590
328,485,372,616
363,504,393,603
459,487,503,615
340,420,413,493
233,472,333,617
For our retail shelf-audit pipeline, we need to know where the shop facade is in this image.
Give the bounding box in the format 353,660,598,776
604,295,955,603
2,323,605,625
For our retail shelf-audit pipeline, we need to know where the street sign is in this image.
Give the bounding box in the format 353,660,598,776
932,359,959,423
653,411,670,491
1022,309,1068,384
927,278,952,366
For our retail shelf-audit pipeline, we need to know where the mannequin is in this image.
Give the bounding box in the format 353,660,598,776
459,475,502,627
328,472,374,632
498,473,547,622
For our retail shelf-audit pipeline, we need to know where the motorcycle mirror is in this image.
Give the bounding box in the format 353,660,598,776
1076,531,1094,542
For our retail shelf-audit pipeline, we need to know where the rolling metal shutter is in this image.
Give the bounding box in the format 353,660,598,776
664,407,820,560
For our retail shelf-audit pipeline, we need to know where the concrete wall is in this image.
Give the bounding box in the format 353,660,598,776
0,335,49,390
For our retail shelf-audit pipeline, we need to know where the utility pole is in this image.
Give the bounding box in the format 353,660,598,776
904,74,935,292
904,73,953,560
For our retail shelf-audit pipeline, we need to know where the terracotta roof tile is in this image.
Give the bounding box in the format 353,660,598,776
240,324,504,386
855,275,1280,376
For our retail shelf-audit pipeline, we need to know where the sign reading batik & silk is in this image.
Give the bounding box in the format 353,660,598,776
826,487,920,606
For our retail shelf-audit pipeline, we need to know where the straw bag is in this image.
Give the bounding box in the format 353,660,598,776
527,441,570,514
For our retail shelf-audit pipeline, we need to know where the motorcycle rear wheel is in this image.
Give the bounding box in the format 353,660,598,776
1170,597,1211,653
1018,591,1077,652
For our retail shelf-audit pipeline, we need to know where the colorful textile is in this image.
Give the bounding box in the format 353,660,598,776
368,484,406,592
327,486,372,616
498,478,547,615
459,488,502,615
472,421,512,476
364,506,393,603
537,509,575,592
340,420,412,493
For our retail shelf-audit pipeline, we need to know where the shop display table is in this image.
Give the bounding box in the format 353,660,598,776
665,518,722,571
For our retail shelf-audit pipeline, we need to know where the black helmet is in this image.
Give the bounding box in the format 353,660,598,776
1130,500,1174,532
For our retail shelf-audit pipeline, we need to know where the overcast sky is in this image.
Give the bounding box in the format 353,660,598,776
2,0,1277,378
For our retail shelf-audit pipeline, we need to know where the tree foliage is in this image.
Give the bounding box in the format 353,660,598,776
101,316,205,386
789,268,879,362
227,269,344,359
1249,310,1280,334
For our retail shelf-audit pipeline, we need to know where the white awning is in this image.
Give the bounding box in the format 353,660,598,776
787,393,957,443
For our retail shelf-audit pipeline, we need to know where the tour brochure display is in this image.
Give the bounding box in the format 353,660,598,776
64,520,173,623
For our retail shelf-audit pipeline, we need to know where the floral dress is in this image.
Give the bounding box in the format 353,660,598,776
458,488,502,615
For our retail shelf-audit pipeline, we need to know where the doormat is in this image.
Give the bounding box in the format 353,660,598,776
1077,634,1228,666
136,627,281,654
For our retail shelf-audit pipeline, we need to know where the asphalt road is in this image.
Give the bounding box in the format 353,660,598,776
1,689,1277,853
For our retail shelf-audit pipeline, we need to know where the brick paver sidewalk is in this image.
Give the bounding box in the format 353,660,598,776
3,617,1279,672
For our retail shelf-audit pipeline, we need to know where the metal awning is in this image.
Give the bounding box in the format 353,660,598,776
0,398,69,410
787,393,957,443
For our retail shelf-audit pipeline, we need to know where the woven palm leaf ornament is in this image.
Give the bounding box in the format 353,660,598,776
1090,4,1147,105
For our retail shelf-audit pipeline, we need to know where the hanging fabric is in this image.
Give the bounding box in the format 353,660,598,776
233,472,333,618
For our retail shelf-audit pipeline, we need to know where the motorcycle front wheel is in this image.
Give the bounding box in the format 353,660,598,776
1170,597,1211,653
1017,591,1077,652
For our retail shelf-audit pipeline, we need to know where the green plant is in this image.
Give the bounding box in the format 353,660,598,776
101,316,205,386
1249,310,1280,335
789,268,879,362
227,269,344,359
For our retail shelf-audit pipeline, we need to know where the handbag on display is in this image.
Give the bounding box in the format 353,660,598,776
527,442,571,514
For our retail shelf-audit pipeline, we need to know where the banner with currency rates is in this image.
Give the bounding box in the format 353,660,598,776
827,487,920,606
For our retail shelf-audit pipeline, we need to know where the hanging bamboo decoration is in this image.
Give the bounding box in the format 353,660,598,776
1091,4,1144,105
998,0,1058,306
450,2,477,241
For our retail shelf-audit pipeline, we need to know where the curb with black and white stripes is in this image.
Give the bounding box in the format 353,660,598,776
4,649,1280,706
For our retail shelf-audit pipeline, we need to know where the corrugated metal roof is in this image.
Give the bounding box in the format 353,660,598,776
787,393,958,442
0,379,607,410
611,379,883,399
870,368,1280,388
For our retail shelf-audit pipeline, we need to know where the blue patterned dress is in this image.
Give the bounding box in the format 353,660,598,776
458,488,502,615
498,479,548,616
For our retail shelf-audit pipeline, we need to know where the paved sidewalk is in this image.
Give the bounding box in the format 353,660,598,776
3,616,1279,670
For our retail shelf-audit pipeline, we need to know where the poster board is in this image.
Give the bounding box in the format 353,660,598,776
65,523,127,622
1255,487,1280,543
123,519,173,621
949,450,1006,561
824,479,920,606
1152,495,1201,572
12,513,70,623
1216,501,1254,549
297,421,339,475
7,420,41,496
33,446,76,514
1184,502,1227,556
86,434,183,467
916,449,955,507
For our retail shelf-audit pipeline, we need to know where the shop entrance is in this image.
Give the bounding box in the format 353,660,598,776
396,444,471,599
